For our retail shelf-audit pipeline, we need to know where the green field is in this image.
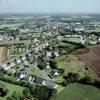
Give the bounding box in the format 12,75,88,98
63,36,80,43
55,83,100,100
0,23,22,29
87,35,97,45
60,35,80,43
0,81,24,100
53,55,86,74
53,54,97,83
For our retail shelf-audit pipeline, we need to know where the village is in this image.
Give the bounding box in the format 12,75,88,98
0,14,100,100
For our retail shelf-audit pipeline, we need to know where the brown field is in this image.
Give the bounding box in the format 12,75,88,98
77,44,100,76
75,48,89,55
0,46,8,63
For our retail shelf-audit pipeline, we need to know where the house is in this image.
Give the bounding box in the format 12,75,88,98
97,37,100,43
34,76,57,88
23,60,29,65
8,69,15,74
24,76,32,82
35,47,39,51
54,51,59,57
4,66,11,71
16,72,22,78
28,53,32,57
16,58,21,64
0,35,3,41
2,64,7,69
51,69,59,76
80,36,87,45
16,72,25,79
46,64,50,68
10,62,16,67
34,77,46,85
1,63,11,70
19,65,25,71
45,42,49,46
20,73,25,79
22,56,26,61
34,38,39,43
46,51,52,57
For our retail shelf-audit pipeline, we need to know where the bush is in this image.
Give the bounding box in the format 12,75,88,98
78,76,93,84
63,72,79,83
23,87,30,96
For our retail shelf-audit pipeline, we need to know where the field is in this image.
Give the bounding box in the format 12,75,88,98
60,35,80,43
64,37,80,43
0,46,8,63
53,54,86,74
78,44,100,76
87,35,97,45
0,81,24,100
0,23,22,29
55,83,100,100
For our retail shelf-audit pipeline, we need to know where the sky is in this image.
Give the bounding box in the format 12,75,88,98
0,0,100,14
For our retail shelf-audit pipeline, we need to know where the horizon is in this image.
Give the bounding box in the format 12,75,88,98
0,0,100,14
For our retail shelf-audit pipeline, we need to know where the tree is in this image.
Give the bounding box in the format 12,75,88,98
78,76,92,84
49,60,57,69
23,87,30,96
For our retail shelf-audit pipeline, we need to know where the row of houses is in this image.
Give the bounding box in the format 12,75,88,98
16,72,57,89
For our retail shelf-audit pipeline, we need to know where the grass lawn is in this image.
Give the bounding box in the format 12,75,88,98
53,76,64,84
0,81,24,100
55,83,100,100
27,67,44,77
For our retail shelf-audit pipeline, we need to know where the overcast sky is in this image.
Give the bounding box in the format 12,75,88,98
0,0,100,14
